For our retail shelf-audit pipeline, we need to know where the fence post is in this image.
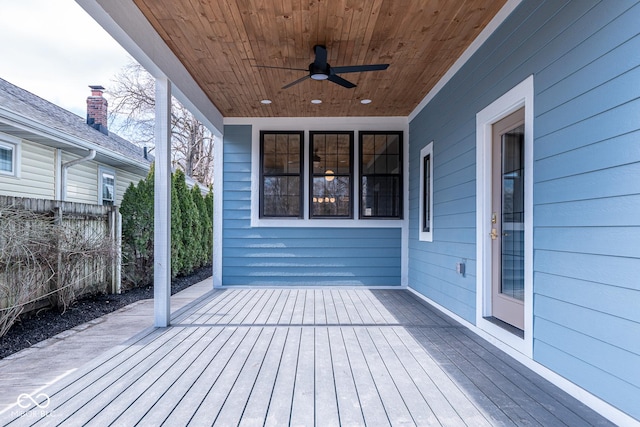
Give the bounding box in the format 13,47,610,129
52,202,63,308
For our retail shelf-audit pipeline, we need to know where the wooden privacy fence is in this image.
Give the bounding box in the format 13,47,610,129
0,195,121,318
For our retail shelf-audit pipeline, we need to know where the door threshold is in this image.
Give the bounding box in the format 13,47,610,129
484,316,524,339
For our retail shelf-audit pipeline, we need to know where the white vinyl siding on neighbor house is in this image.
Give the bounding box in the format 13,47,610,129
0,141,147,206
63,152,98,204
0,139,54,199
116,169,145,206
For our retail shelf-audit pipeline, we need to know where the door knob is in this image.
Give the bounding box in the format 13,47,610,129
490,228,498,240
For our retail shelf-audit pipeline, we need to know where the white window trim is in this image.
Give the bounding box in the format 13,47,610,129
475,75,534,358
0,133,21,178
98,166,116,205
242,117,408,228
418,141,434,242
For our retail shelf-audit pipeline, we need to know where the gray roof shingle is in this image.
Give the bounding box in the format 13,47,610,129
0,77,151,165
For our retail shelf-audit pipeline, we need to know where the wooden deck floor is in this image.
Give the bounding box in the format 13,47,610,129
3,289,613,426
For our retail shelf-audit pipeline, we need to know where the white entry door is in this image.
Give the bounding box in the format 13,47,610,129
490,108,525,330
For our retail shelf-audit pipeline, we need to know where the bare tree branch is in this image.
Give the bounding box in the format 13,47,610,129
107,61,215,185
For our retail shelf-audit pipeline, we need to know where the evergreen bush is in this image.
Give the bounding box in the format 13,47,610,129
120,164,213,287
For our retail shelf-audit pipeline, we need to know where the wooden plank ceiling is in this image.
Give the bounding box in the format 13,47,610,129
132,0,507,118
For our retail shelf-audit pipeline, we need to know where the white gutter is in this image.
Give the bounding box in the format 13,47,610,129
0,107,148,171
61,149,96,201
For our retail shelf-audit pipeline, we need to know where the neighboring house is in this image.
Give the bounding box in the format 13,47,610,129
0,79,151,205
81,0,640,423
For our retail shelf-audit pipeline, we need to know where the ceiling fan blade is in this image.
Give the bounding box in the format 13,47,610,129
282,74,311,89
331,64,389,74
327,74,356,89
254,65,308,72
313,45,328,68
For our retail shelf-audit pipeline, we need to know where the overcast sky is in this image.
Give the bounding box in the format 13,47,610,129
0,0,133,118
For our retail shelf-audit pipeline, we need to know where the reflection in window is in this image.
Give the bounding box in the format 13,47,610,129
360,132,402,218
422,154,431,232
419,142,433,242
0,144,14,174
260,131,303,217
101,172,115,206
310,131,353,218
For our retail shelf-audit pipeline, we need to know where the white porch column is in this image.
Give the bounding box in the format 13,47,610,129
154,76,172,327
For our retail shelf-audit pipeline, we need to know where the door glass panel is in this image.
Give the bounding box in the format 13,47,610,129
501,124,524,301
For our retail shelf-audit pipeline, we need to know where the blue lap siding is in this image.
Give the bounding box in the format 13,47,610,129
222,125,401,286
408,0,640,419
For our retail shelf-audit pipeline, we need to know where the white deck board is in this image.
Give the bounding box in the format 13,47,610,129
1,289,616,427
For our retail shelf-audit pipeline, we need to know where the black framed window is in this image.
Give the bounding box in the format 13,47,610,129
419,141,433,241
359,131,402,218
422,153,431,232
260,131,303,218
310,131,353,218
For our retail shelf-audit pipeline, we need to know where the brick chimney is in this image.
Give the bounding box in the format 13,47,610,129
86,85,108,135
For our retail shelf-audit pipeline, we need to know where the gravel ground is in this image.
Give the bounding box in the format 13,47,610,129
0,266,212,359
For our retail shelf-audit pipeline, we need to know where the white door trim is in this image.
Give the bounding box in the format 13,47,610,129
476,75,534,357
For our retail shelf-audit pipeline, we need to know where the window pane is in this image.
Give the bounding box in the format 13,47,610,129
102,173,115,205
0,146,13,172
361,176,401,217
311,176,351,217
287,135,301,173
359,132,402,219
423,154,431,232
263,176,300,217
310,132,353,218
261,131,303,218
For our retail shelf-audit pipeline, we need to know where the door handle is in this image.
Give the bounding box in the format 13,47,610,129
490,228,498,240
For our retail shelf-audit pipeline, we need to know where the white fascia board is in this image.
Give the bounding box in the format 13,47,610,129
75,0,223,138
408,0,522,122
0,107,148,172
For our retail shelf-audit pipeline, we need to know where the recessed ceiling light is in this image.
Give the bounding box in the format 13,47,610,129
361,99,372,104
311,99,322,104
260,99,272,104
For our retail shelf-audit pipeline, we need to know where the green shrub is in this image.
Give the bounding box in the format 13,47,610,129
170,172,184,277
120,175,154,287
120,163,213,286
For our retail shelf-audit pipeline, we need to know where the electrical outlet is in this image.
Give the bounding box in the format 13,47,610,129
456,261,466,277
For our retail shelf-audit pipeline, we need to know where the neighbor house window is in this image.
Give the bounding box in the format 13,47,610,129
310,131,353,218
260,131,303,217
99,168,115,206
360,131,402,218
0,137,19,177
419,141,434,241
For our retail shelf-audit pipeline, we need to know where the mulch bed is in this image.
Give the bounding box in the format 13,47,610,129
0,266,212,359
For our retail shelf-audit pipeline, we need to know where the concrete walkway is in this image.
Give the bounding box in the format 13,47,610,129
0,278,214,415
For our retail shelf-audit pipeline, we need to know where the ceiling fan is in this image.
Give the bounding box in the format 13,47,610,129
256,45,389,89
